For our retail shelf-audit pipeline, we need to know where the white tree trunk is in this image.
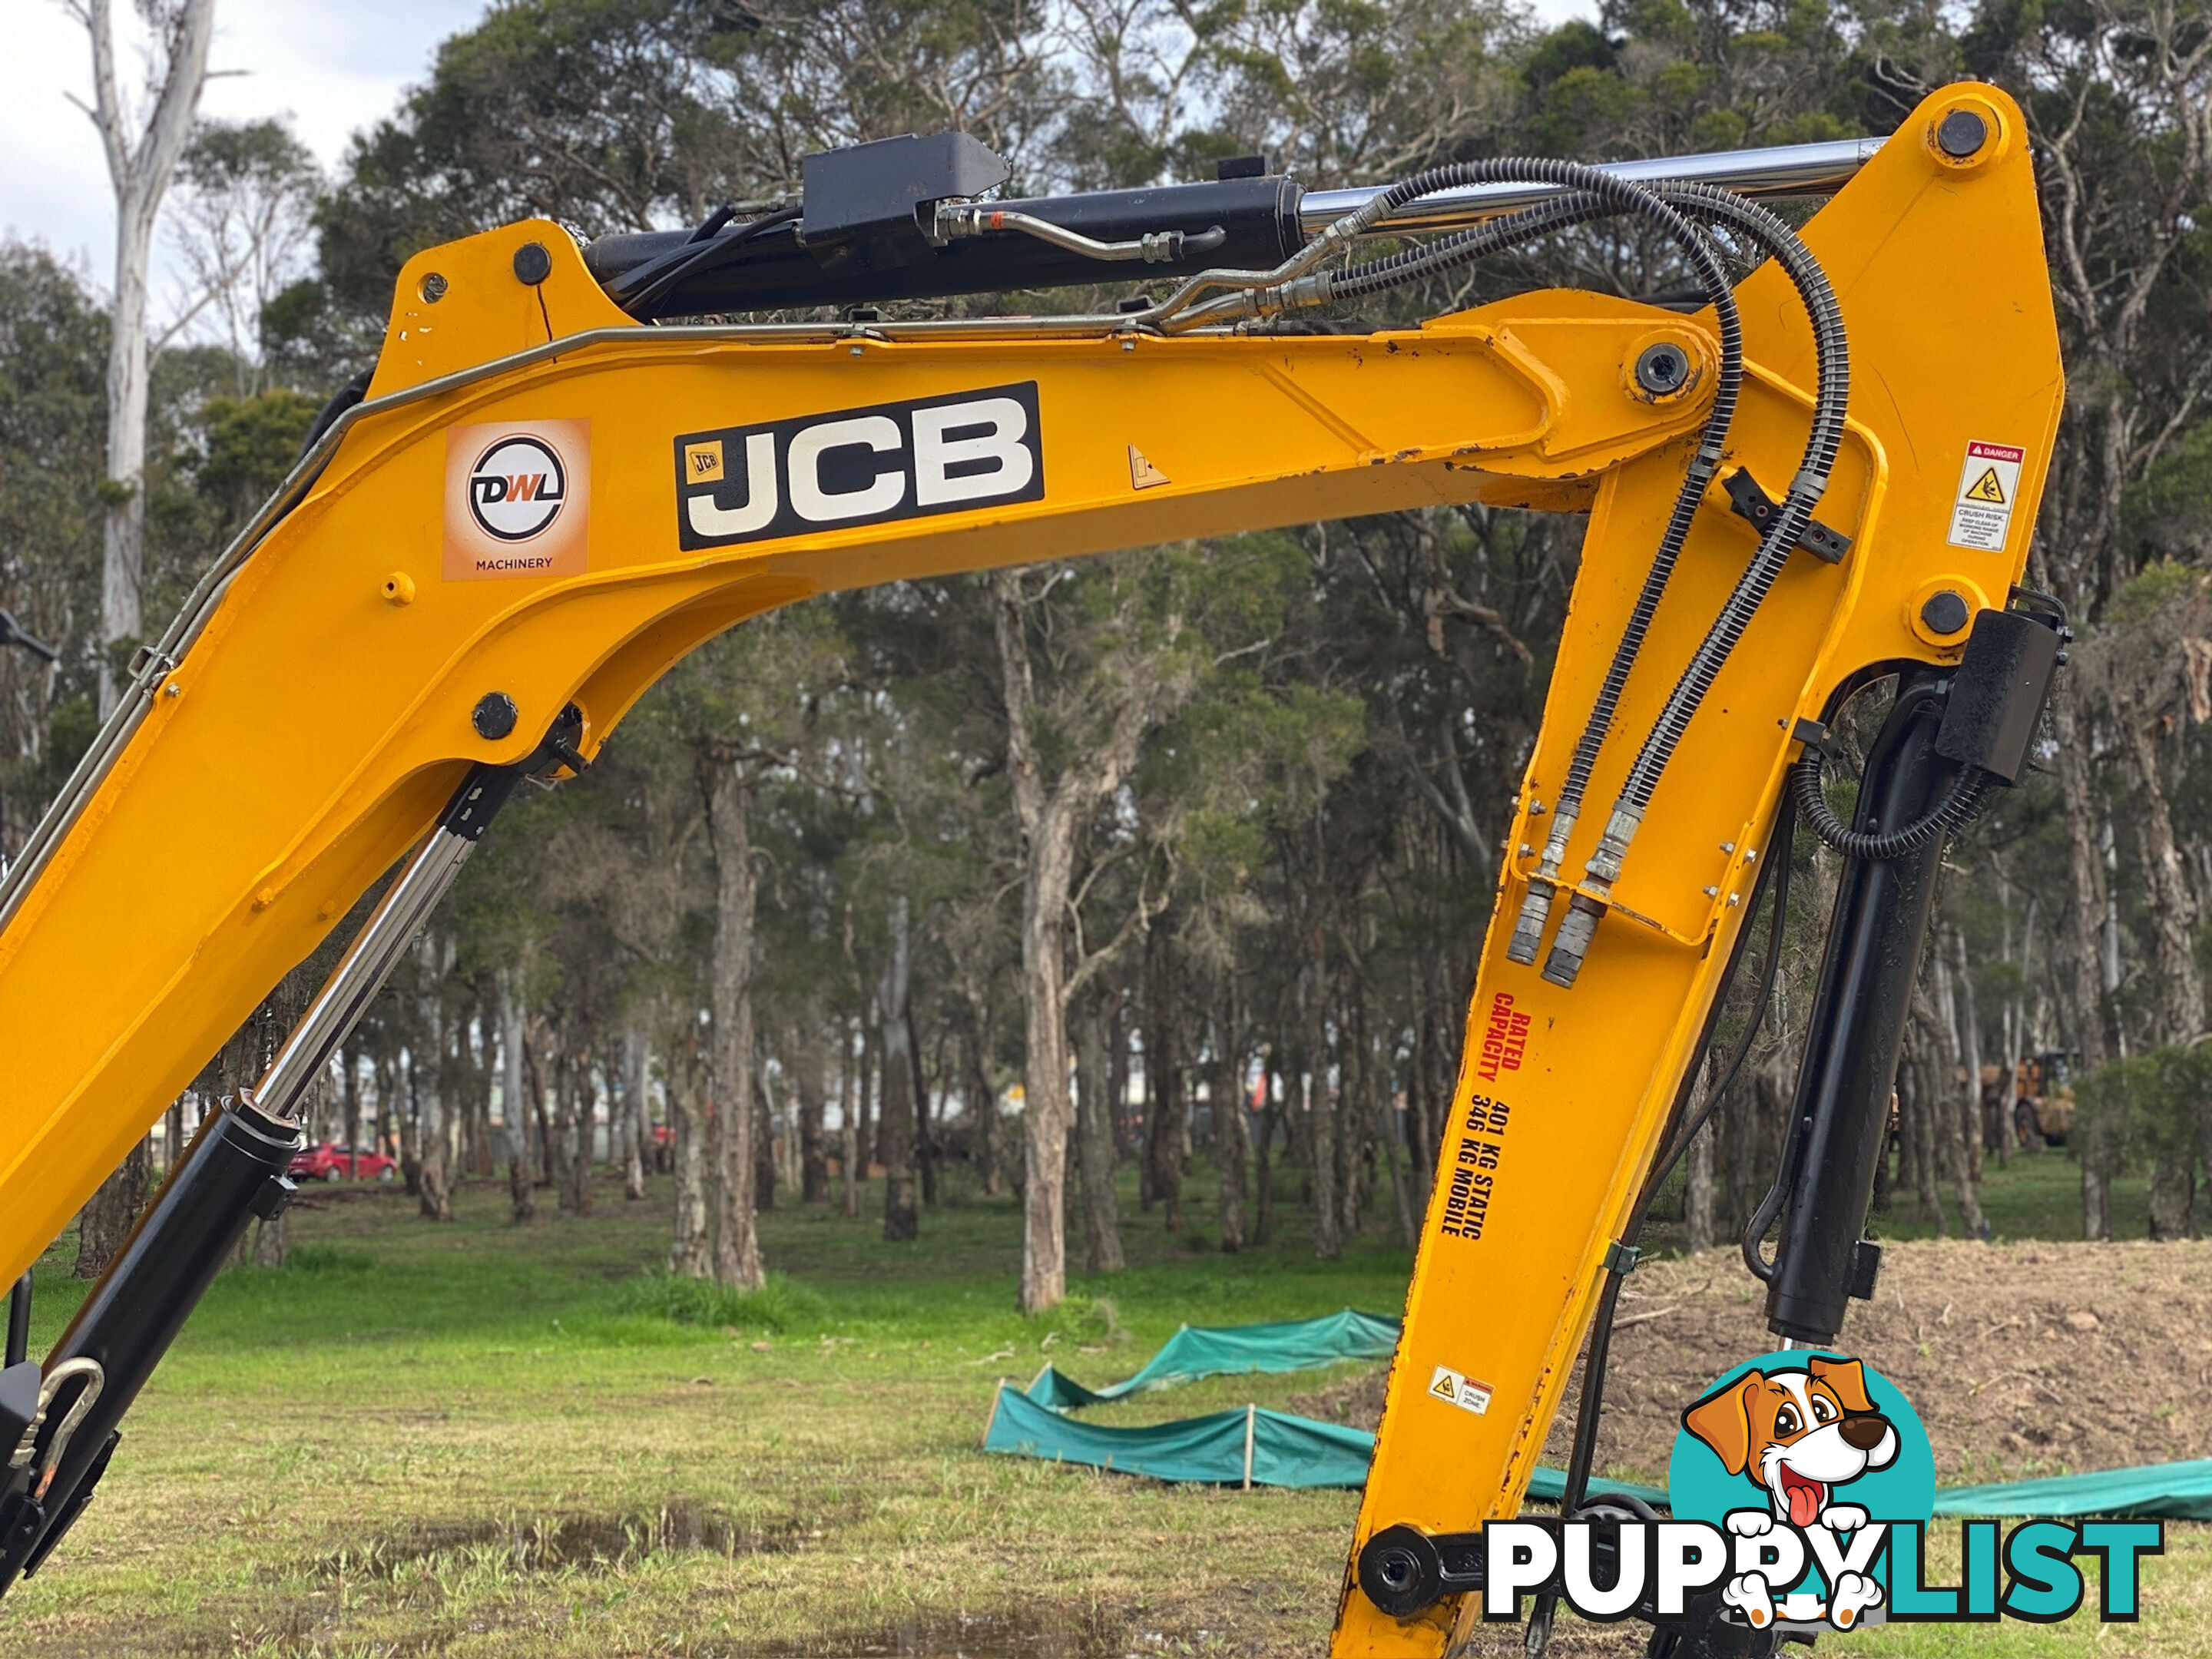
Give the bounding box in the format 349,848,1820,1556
500,975,533,1222
622,1022,649,1201
75,0,216,715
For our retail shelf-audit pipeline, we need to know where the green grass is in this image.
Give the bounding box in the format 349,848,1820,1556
1638,1142,2149,1256
614,1270,830,1331
1866,1142,2153,1243
0,1155,2201,1656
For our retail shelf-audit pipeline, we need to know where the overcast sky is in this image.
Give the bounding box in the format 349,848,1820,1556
2,0,1595,320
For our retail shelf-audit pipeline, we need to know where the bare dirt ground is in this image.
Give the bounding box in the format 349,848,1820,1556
1292,1238,2212,1486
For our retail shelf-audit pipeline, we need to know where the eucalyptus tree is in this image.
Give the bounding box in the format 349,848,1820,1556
65,0,214,717
171,118,321,395
0,250,105,865
665,604,855,1287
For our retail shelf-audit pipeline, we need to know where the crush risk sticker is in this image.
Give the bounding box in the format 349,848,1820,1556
1945,440,2024,552
1429,1364,1495,1416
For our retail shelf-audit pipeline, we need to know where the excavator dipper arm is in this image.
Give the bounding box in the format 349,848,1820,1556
0,85,2061,1641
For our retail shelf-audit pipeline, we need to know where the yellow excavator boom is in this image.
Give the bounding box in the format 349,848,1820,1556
0,85,2060,1647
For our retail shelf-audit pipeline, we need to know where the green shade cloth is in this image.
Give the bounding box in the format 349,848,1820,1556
986,1384,2212,1518
1023,1309,1401,1409
992,1310,2212,1519
983,1384,1664,1499
985,1382,1378,1488
1932,1459,2212,1521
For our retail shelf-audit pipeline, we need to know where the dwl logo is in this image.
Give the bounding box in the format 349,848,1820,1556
467,434,568,541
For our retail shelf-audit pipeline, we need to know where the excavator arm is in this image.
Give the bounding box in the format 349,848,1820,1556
0,84,2061,1648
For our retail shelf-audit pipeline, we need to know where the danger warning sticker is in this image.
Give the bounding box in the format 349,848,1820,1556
1429,1364,1493,1417
1947,439,2025,551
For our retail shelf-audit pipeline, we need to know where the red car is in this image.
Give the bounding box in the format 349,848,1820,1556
287,1142,398,1183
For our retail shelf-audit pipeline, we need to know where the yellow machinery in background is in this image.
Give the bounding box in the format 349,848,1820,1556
0,84,2061,1657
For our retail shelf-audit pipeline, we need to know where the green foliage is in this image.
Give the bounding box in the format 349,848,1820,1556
2121,425,2212,566
0,244,108,850
182,118,317,193
2073,1046,2212,1176
1524,20,1617,88
193,390,322,523
618,1270,830,1331
2104,558,2206,627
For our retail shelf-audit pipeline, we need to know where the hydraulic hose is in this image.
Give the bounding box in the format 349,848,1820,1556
1541,184,1850,985
1612,185,1852,811
1300,160,1752,969
1790,746,1986,860
609,204,804,316
1320,190,1617,301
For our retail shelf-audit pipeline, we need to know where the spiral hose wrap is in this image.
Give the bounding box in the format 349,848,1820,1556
1790,746,1987,861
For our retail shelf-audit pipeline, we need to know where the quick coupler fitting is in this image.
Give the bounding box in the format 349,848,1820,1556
1584,806,1642,887
1541,891,1608,988
1505,876,1557,965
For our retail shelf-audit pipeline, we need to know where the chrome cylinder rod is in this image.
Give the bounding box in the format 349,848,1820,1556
248,763,517,1120
1296,135,1884,237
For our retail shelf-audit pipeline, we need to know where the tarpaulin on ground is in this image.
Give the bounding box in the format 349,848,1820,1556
1022,1309,1401,1409
1932,1459,2212,1521
985,1382,1378,1488
992,1311,2212,1518
983,1383,1666,1500
985,1384,2212,1517
999,1318,2212,1530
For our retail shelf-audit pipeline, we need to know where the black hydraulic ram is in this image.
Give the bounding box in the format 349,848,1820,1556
586,131,1304,318
585,129,1883,321
1752,602,2065,1343
0,707,584,1595
0,1098,300,1592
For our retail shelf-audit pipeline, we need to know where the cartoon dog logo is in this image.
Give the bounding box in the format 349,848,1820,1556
1682,1355,1899,1629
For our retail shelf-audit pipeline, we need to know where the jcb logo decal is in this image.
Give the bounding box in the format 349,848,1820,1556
674,382,1043,550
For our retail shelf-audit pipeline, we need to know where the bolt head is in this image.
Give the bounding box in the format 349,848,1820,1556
1634,342,1692,397
512,241,553,286
1921,590,1971,636
419,271,449,303
1376,1548,1419,1590
473,691,519,740
1936,108,1989,159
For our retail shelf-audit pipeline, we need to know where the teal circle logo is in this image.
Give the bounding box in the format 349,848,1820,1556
1667,1351,1935,1631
